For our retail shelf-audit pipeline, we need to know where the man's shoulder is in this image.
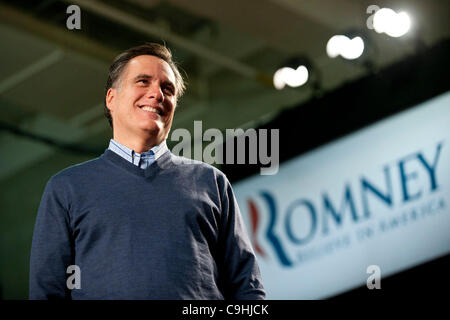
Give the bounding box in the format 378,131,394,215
48,155,105,185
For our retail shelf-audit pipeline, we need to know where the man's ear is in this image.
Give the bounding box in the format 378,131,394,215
106,88,115,112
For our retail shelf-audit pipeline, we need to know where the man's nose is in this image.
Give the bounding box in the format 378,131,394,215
146,84,164,102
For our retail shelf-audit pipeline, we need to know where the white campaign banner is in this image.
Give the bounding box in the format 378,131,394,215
234,91,450,299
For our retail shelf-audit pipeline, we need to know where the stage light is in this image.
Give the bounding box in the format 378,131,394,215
373,8,411,38
273,65,309,90
326,35,365,60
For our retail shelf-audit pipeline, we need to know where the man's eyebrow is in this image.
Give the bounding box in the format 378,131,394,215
133,74,152,81
133,74,175,88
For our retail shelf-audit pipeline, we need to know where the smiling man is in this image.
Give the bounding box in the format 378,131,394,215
105,53,177,153
29,43,265,300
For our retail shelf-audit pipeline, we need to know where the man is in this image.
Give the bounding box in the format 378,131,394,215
29,43,265,300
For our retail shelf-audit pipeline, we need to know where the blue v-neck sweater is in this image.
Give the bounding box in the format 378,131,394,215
29,149,265,300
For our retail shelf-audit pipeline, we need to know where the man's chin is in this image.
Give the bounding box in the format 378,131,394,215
137,118,162,129
136,118,171,140
139,125,160,134
138,122,168,138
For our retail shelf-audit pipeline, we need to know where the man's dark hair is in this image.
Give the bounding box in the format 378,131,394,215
104,42,186,128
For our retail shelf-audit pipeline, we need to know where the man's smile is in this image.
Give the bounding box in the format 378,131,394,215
138,105,163,115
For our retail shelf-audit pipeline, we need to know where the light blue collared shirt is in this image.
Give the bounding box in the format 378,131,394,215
108,139,168,169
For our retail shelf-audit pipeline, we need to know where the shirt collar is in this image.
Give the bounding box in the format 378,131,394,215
149,139,168,160
108,139,168,163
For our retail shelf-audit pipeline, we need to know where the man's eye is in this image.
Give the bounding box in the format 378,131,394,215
164,87,175,95
138,79,148,84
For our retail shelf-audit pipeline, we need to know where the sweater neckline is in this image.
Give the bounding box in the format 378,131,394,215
101,148,173,178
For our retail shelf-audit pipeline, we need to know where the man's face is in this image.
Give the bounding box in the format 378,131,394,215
106,55,177,146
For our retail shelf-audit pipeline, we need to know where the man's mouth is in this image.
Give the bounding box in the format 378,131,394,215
139,105,163,115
